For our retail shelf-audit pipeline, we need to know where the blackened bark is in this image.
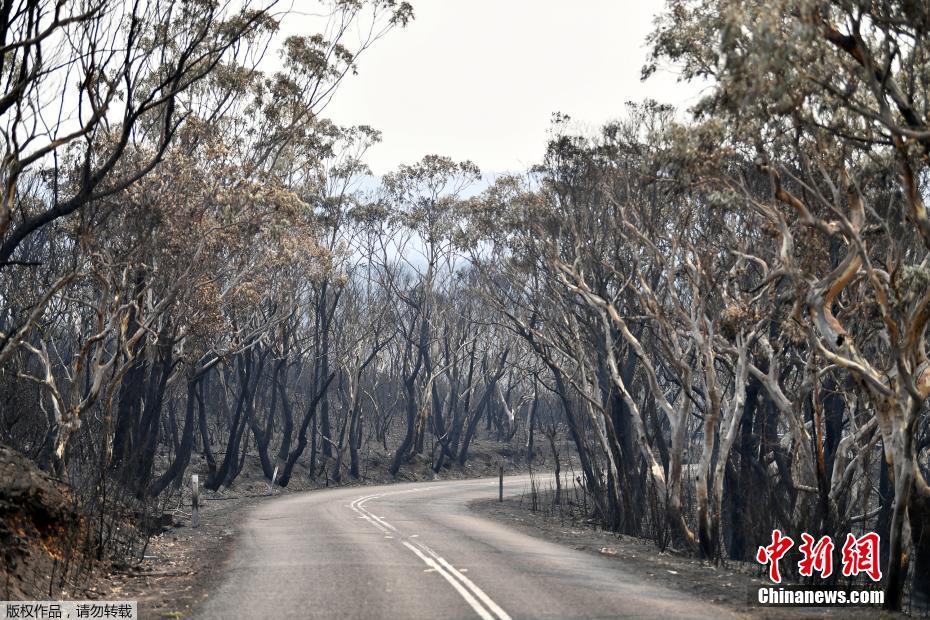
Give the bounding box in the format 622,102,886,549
275,363,294,463
908,490,930,612
278,371,336,487
389,372,420,476
249,360,280,480
133,342,175,493
457,350,510,467
197,374,217,478
150,377,199,497
726,376,760,560
206,347,263,490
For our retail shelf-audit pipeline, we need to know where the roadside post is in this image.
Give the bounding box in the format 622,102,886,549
192,474,200,528
499,463,504,502
268,464,279,496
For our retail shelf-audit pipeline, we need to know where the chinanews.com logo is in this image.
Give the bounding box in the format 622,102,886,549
753,530,884,607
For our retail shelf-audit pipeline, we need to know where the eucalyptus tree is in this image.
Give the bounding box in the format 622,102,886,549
465,167,628,530
650,0,930,608
380,155,480,475
0,0,281,368
1,0,415,493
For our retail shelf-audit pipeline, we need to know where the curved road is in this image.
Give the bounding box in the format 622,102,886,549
194,475,742,619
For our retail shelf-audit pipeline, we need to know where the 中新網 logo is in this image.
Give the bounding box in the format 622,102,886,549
756,530,882,584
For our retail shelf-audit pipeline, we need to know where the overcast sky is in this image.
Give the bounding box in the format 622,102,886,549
297,1,702,176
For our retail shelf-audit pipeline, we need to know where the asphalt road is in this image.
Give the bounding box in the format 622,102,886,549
194,475,742,619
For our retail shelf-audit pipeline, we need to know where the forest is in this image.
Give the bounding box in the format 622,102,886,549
1,0,929,614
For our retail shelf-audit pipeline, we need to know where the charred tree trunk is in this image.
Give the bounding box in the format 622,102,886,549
206,346,265,490
278,372,335,487
457,350,509,467
133,341,175,494
275,362,295,465
908,489,930,611
150,376,200,496
249,360,280,480
726,376,760,560
525,382,538,462
197,373,217,479
390,373,420,476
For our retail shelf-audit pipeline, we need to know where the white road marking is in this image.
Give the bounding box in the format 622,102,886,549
349,495,389,533
350,487,512,620
402,541,495,620
414,541,513,620
356,496,398,532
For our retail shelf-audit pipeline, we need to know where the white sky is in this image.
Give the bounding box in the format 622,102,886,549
304,0,701,176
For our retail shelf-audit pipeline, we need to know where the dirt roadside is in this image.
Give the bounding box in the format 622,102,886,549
468,495,906,620
95,488,274,619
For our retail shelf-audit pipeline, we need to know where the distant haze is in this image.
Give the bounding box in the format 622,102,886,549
302,0,701,176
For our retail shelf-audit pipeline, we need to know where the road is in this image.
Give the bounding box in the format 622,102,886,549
194,475,742,619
